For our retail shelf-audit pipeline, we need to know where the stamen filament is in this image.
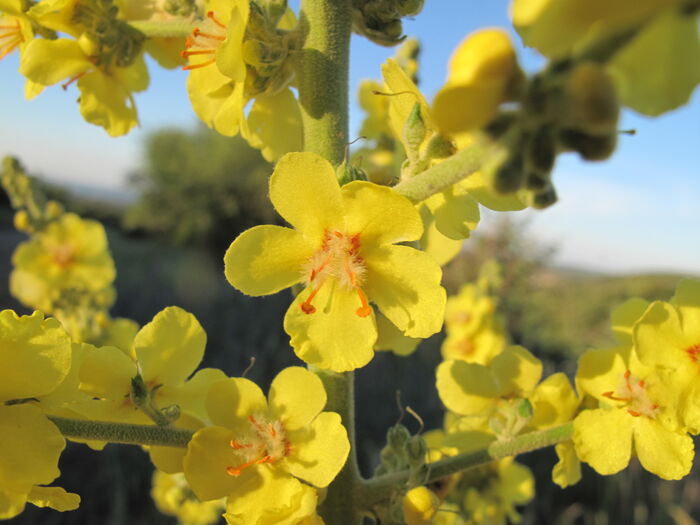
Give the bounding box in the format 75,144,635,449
355,288,372,317
193,28,225,41
61,72,86,90
301,286,321,314
182,59,216,71
207,11,227,28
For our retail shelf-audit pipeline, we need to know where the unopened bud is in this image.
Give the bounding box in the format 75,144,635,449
528,125,556,173
396,0,424,16
13,210,31,233
532,185,558,209
403,102,426,154
388,424,411,455
424,134,456,160
525,171,550,191
336,161,368,186
492,152,525,194
565,62,619,135
484,112,518,140
44,200,64,220
406,435,427,465
559,129,617,161
161,404,181,422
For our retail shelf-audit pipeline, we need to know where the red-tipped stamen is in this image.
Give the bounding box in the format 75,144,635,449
601,391,629,402
61,72,86,90
301,286,321,314
0,37,20,60
229,439,252,450
207,11,227,28
355,288,372,318
182,58,216,71
182,49,216,57
193,28,225,41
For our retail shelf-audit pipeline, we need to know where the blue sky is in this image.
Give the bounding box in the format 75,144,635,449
1,1,698,275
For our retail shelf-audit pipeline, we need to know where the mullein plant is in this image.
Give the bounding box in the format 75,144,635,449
1,0,700,522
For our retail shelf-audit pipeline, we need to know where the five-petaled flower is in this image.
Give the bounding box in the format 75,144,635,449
224,151,446,372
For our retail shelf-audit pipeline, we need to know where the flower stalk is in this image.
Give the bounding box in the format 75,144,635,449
48,416,193,447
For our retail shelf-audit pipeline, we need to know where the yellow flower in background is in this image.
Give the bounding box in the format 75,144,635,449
437,346,542,417
634,279,700,432
225,152,445,372
403,486,440,525
77,306,223,424
10,212,116,312
183,367,349,523
433,29,524,136
151,471,225,525
0,310,79,519
510,0,683,59
182,0,301,160
20,36,149,136
574,346,693,479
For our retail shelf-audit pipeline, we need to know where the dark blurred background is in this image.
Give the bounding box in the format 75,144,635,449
2,126,697,525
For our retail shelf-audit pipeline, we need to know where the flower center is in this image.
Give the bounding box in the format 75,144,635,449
300,230,372,318
181,11,227,71
50,244,75,268
685,343,700,366
226,415,291,476
0,17,23,61
602,370,659,418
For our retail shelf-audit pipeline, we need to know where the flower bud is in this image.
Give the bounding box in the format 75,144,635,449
565,62,619,135
492,151,525,194
13,210,31,233
528,125,556,173
44,200,64,220
403,487,439,525
403,102,427,155
558,129,617,161
532,184,558,209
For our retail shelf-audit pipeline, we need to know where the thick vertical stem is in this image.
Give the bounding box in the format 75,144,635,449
313,370,363,524
297,0,352,166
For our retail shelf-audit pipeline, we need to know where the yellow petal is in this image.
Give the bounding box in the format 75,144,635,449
490,346,542,396
149,414,204,474
27,485,80,512
425,189,480,240
158,367,228,422
633,417,694,480
268,367,327,431
78,345,135,400
531,373,579,428
635,301,689,370
364,245,445,338
224,466,317,525
135,306,206,387
285,412,350,487
608,9,700,116
224,225,314,296
215,0,250,81
340,181,423,245
573,408,632,475
575,348,626,403
610,297,650,345
435,359,499,416
552,441,581,488
184,426,255,501
284,284,376,372
374,311,421,356
0,405,65,492
0,488,26,520
433,80,505,134
269,152,343,239
0,310,71,400
403,487,439,525
19,38,89,86
77,71,139,137
245,89,302,162
206,378,267,432
418,205,463,266
674,279,700,335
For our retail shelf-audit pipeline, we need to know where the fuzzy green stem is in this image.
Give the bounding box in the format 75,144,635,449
393,138,500,203
48,416,193,447
358,423,573,510
128,19,194,38
310,369,364,524
296,0,352,166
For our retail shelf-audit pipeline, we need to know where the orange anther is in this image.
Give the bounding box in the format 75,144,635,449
301,286,321,315
627,409,641,417
207,10,227,28
355,288,372,318
229,439,251,450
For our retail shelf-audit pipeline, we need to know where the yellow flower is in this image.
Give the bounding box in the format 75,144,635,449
0,310,79,519
403,486,440,525
183,367,349,524
77,306,223,424
182,0,301,160
574,345,693,479
224,152,446,372
510,0,683,59
433,29,524,135
151,471,225,525
437,346,543,417
19,36,149,136
10,212,116,313
634,279,700,432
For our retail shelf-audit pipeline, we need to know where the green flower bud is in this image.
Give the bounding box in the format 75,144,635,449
532,185,558,209
396,0,424,16
336,161,369,186
484,112,518,140
403,102,426,155
406,435,427,466
492,152,525,194
565,62,619,135
424,134,457,160
525,170,550,191
528,125,556,173
558,129,617,161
